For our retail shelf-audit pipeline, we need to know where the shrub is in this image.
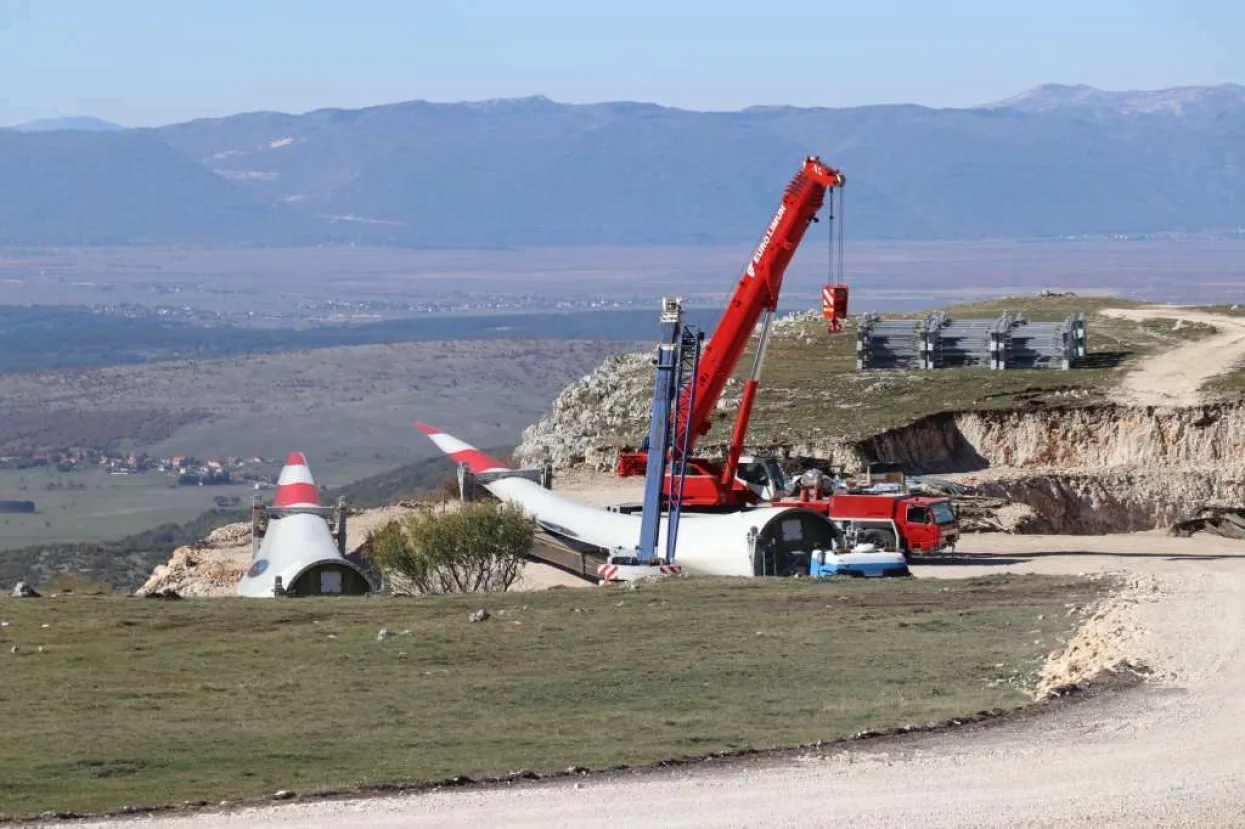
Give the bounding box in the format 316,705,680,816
366,502,535,594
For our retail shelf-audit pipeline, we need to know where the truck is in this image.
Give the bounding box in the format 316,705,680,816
772,467,959,558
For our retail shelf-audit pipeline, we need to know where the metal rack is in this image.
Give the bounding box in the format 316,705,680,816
858,311,1088,371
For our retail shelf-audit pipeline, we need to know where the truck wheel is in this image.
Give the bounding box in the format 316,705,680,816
861,529,897,552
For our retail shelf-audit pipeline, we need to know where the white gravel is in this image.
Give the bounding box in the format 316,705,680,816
60,531,1245,828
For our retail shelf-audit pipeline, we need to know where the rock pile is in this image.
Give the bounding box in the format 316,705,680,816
11,581,40,598
515,351,653,470
135,530,252,598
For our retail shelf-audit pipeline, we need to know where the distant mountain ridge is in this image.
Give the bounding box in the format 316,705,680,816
2,84,1243,246
9,116,126,132
986,82,1245,123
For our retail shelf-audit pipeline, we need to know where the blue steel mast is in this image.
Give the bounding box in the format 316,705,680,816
634,298,703,565
636,298,683,563
665,323,702,563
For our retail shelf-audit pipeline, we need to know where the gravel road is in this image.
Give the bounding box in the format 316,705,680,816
1102,307,1245,407
64,531,1245,828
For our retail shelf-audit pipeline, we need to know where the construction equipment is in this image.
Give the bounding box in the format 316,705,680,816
610,156,952,560
773,466,959,559
416,423,854,581
807,544,911,578
599,298,701,583
616,156,846,508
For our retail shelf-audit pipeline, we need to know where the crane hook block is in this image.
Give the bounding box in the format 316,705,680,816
822,283,849,333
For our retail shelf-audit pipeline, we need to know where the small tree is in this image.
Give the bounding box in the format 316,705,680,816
366,502,535,594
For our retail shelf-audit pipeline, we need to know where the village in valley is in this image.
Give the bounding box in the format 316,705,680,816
0,446,279,488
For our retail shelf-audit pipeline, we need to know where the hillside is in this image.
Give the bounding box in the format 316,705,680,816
516,298,1224,468
516,300,1245,536
0,130,308,245
2,84,1244,246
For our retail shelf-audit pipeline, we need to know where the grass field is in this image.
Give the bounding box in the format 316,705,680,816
0,575,1101,818
0,468,256,548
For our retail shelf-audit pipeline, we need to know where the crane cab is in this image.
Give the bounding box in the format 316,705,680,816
734,455,788,502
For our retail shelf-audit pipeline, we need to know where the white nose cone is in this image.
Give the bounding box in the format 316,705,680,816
235,452,371,597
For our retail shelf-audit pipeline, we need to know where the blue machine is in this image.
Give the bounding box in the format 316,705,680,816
808,546,911,578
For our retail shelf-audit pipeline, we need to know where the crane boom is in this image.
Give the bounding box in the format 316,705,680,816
678,156,845,450
615,155,845,509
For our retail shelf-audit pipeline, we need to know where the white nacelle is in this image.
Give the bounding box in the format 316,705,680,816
236,511,364,597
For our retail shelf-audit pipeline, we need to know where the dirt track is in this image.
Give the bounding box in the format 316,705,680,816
1102,307,1245,407
71,531,1245,828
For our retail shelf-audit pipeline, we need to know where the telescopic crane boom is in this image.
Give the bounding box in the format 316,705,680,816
617,156,845,508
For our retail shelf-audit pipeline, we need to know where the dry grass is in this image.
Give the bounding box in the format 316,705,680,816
0,574,1099,818
1204,359,1245,401
715,299,1222,447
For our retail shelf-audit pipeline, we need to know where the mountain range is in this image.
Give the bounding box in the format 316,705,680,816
2,83,1242,246
10,116,125,133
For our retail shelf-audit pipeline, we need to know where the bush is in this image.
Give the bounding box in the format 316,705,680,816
366,502,535,594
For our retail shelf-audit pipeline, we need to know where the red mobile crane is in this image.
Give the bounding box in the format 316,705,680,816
615,156,846,508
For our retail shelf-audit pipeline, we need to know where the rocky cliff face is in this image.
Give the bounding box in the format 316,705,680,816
965,468,1245,534
859,404,1245,473
515,352,653,470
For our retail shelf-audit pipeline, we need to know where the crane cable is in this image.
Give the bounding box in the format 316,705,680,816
836,185,846,285
827,184,836,283
826,184,846,285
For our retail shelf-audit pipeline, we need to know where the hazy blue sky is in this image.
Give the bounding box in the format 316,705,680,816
1,0,1241,126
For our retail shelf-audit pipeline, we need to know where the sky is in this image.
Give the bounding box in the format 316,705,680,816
1,0,1242,127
